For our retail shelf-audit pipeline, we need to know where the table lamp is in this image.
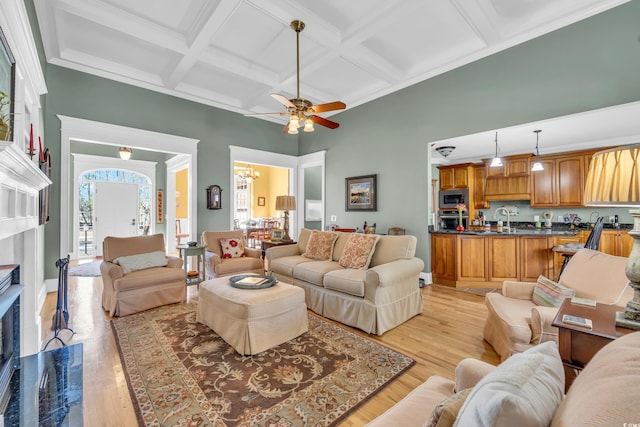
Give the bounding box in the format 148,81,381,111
584,144,640,330
275,195,296,242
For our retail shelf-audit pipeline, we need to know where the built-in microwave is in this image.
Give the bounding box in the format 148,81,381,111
439,189,469,209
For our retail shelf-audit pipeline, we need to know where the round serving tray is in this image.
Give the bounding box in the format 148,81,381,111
229,274,277,290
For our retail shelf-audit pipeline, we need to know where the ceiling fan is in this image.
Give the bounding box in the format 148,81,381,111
246,20,346,134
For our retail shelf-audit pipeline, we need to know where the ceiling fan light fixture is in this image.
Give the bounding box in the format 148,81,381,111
289,115,299,129
531,130,545,172
490,132,502,168
303,117,314,132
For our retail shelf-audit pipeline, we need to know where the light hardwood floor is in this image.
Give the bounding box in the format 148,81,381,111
40,261,499,426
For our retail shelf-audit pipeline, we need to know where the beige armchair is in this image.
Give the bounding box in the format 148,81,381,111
483,248,633,361
201,230,264,279
101,234,186,317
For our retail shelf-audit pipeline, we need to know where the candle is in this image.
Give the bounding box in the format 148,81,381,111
39,136,44,162
29,124,33,156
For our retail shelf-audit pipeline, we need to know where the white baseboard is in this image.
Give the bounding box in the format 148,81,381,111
44,277,58,293
420,271,432,285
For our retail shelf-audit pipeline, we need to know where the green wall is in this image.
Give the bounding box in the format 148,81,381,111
299,1,640,267
29,1,640,278
41,65,296,277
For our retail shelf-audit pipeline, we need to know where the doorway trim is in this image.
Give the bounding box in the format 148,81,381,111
71,153,157,257
59,115,199,258
229,146,299,235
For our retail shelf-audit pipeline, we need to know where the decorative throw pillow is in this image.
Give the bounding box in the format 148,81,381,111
219,238,246,259
303,231,338,261
339,233,380,269
427,388,472,427
532,275,575,307
454,341,564,427
113,251,168,274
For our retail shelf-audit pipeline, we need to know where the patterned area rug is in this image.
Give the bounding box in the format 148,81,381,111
111,304,415,426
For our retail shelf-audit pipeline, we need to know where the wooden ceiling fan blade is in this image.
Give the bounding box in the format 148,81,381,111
311,101,346,113
283,122,291,134
245,112,288,117
271,93,296,109
312,115,340,129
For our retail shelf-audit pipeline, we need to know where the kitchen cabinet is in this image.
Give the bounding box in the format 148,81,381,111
487,236,519,282
473,165,490,209
431,232,556,287
520,236,554,281
431,234,456,285
600,230,633,257
439,163,472,190
530,154,584,207
456,235,486,282
484,154,531,201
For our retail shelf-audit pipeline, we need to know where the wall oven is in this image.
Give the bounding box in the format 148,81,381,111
439,189,469,209
439,209,468,230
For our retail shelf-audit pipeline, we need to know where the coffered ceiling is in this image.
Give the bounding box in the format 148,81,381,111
33,0,628,128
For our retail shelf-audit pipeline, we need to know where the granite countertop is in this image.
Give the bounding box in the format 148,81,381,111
430,222,632,236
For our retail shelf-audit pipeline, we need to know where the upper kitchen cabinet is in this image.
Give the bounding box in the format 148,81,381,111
473,165,490,209
530,151,593,207
484,154,531,201
438,163,474,190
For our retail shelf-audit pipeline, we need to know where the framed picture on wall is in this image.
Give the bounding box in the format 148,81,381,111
257,196,265,206
0,27,16,142
345,174,377,211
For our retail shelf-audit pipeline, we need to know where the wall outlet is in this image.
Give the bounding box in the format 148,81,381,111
609,215,616,224
331,215,337,222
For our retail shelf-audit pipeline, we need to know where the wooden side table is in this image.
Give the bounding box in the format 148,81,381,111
177,244,205,287
261,240,297,271
552,298,633,391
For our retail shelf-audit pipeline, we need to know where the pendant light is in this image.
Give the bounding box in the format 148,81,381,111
490,132,503,167
119,147,132,160
531,130,544,172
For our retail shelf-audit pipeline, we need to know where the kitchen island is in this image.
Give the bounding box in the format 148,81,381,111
431,228,578,288
431,226,632,288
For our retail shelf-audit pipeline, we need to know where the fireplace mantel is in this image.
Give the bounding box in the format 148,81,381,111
0,142,51,241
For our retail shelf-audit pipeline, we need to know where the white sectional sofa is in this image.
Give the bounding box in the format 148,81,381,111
266,228,424,335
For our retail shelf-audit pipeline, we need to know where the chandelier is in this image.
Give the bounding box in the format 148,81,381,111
238,168,260,183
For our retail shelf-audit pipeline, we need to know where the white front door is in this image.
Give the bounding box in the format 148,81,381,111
94,182,139,256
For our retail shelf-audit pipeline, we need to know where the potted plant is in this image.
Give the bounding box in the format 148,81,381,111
0,90,10,141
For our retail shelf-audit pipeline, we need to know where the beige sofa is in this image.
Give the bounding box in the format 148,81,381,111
101,234,186,316
201,230,264,279
266,228,424,335
484,248,633,361
367,332,640,426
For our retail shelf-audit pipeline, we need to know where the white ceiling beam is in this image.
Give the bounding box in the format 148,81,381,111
165,0,243,88
55,0,188,53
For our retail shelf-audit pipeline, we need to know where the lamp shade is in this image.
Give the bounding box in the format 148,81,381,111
584,145,640,206
275,195,296,211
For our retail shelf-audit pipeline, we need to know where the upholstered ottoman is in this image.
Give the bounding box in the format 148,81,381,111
196,275,308,355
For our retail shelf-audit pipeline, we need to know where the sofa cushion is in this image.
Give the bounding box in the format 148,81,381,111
532,275,575,307
113,266,185,291
324,268,367,297
219,238,246,259
551,331,640,426
339,233,380,269
270,255,310,278
293,261,343,286
455,341,564,427
113,251,168,274
214,257,264,277
303,231,338,261
369,235,417,267
428,388,471,427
